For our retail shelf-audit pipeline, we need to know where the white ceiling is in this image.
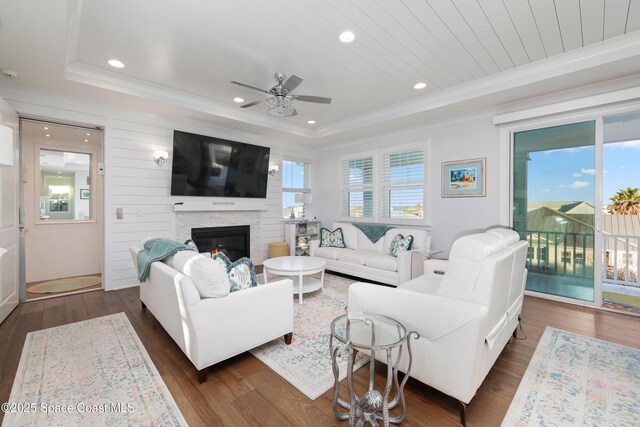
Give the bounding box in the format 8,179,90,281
1,0,640,144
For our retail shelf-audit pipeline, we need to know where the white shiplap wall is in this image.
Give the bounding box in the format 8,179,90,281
106,120,175,290
105,120,313,291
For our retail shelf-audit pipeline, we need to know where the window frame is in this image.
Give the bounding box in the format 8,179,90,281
339,151,375,220
339,142,428,225
378,144,425,224
281,158,311,220
35,143,98,225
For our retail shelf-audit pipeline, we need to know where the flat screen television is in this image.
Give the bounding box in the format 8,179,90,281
170,130,270,198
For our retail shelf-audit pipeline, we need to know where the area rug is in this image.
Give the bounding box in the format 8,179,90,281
502,327,640,426
2,312,187,427
26,275,101,294
252,272,369,400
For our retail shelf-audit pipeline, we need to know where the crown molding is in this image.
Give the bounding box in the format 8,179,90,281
64,62,317,139
315,32,640,138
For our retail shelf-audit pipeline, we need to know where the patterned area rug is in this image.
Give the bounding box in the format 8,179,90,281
3,313,187,426
252,272,369,400
502,327,640,426
27,275,101,294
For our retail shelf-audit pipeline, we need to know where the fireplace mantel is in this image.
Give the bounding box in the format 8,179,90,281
173,200,267,212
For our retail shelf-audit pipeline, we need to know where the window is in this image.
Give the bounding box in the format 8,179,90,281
282,159,310,219
341,156,373,218
380,149,424,220
38,149,92,221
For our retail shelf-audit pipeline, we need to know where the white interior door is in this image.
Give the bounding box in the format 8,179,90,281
0,98,19,324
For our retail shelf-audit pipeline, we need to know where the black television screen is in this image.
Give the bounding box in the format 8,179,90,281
170,130,270,198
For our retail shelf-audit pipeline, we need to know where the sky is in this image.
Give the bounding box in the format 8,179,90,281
527,140,640,207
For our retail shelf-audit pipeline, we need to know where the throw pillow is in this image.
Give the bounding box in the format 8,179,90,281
390,234,414,257
320,227,346,248
213,252,232,269
184,239,198,252
172,251,230,298
212,252,258,292
227,257,258,292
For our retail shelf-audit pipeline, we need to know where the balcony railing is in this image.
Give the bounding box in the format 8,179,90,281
524,231,594,278
524,230,639,288
603,233,639,287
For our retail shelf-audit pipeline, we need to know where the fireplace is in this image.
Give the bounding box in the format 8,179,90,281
191,225,250,261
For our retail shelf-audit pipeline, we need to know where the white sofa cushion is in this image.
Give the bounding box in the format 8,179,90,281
314,246,352,260
357,231,385,252
173,251,230,298
334,222,359,249
337,250,367,265
364,254,398,272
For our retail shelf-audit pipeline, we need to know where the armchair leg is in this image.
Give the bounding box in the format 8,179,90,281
197,368,208,384
457,400,467,427
141,301,147,311
512,314,522,339
284,332,293,345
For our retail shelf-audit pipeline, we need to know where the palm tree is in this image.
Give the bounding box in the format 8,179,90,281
608,187,640,215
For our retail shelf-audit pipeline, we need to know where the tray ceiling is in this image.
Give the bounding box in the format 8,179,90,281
2,0,640,142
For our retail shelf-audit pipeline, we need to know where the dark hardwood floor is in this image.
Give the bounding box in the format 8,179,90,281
1,288,639,426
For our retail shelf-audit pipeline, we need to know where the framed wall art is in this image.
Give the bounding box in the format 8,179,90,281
441,158,486,197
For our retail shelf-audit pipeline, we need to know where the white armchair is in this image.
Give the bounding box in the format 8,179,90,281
347,229,528,425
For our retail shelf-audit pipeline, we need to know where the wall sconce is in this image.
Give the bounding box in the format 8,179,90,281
0,124,14,166
154,150,169,166
268,164,280,176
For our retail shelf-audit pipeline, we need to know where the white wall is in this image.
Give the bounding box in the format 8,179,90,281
314,115,501,255
1,92,314,291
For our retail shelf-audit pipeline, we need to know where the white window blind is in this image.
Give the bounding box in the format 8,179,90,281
380,149,424,220
341,157,373,218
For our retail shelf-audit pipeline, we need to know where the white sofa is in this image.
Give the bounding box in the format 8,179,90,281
347,228,528,425
130,245,294,383
310,222,431,286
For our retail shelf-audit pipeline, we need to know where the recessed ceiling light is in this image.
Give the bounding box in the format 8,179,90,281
56,171,62,174
339,31,356,43
413,82,427,90
43,126,49,130
45,134,50,137
307,120,316,125
107,59,125,69
84,139,89,142
86,132,91,136
233,97,244,103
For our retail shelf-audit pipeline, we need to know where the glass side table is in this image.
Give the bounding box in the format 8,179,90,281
330,313,419,426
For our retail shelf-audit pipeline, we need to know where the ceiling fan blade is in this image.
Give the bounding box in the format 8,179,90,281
282,74,303,93
295,95,332,104
230,81,270,94
241,100,263,108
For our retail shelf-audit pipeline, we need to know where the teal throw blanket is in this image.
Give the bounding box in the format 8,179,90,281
137,238,196,282
352,223,395,243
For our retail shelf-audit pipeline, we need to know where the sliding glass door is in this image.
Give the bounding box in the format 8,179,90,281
601,111,640,314
513,121,596,302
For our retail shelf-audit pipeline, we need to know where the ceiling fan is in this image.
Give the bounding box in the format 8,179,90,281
231,73,331,117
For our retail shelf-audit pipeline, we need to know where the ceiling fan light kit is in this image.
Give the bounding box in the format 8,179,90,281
231,73,331,118
266,96,296,117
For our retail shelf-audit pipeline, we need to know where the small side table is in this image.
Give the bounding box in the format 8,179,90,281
330,313,419,426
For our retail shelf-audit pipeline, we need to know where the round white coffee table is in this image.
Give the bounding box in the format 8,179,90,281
263,256,326,304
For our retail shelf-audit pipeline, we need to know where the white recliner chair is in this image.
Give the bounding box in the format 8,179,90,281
348,228,528,426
